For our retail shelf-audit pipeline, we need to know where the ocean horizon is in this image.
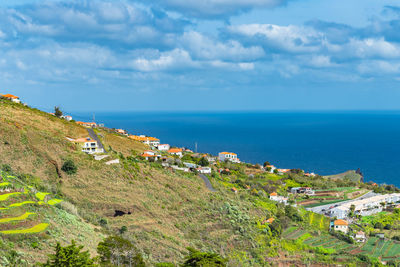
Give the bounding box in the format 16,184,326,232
71,110,400,187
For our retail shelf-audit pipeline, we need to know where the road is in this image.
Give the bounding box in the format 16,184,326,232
306,190,377,214
87,128,107,153
199,174,216,192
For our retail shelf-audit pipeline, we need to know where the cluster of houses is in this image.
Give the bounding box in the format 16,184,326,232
329,193,400,219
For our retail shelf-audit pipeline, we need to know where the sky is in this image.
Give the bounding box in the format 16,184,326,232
1,0,400,112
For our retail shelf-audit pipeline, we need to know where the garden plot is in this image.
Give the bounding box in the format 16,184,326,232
0,172,63,235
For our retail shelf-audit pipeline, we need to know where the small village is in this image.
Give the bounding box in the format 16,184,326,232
2,93,400,263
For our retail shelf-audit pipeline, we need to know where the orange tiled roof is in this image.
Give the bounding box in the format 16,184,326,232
73,137,96,143
1,94,19,99
129,135,159,142
76,121,96,125
142,153,158,157
270,192,278,196
220,152,237,155
334,219,349,226
168,148,183,153
266,217,275,224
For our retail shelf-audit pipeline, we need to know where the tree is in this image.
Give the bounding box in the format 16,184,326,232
263,161,271,167
97,235,145,267
181,248,227,267
198,157,209,167
41,241,96,267
54,106,63,118
61,159,77,175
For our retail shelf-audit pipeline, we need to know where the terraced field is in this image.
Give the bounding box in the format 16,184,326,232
283,227,400,260
360,236,400,260
0,172,62,235
283,227,358,254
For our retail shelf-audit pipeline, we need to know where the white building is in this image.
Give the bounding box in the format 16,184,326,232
332,219,349,234
198,167,212,174
1,94,21,103
62,115,73,121
218,152,240,163
157,144,170,151
142,150,161,161
269,192,288,205
354,231,366,243
168,148,183,157
129,135,160,147
329,193,400,219
68,137,104,154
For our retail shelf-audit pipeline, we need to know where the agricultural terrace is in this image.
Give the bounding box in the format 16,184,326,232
0,171,62,235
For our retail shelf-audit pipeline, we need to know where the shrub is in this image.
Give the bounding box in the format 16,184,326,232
97,235,145,266
1,164,12,173
40,241,96,267
182,248,227,267
119,226,128,235
61,160,77,175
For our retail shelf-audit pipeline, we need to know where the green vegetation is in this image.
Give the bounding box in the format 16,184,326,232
40,240,96,267
61,159,77,175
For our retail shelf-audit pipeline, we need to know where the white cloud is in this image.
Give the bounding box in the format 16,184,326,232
346,38,400,59
226,24,323,53
181,31,265,61
131,49,197,71
145,0,289,18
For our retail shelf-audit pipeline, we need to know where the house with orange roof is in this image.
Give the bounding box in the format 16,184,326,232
168,148,183,157
354,231,366,243
76,121,97,128
332,219,349,234
218,152,240,163
1,94,20,103
269,192,288,204
265,164,276,173
231,187,238,194
115,129,128,135
141,150,161,161
277,169,290,174
129,135,160,147
67,137,104,154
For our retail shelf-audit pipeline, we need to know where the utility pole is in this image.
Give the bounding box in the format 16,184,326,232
92,113,95,123
195,142,198,153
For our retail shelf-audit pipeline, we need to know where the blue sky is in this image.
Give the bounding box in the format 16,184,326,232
1,0,400,112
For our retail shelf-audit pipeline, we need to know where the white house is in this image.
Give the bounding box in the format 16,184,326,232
332,219,349,234
218,152,240,163
142,150,161,161
68,137,104,154
129,135,160,147
269,192,288,205
168,148,183,157
62,115,73,121
354,231,366,243
1,94,21,103
157,144,170,151
198,167,212,174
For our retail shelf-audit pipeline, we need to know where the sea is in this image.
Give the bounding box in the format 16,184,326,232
72,111,400,187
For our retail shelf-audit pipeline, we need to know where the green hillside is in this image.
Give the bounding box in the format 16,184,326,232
324,170,363,182
0,98,396,266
